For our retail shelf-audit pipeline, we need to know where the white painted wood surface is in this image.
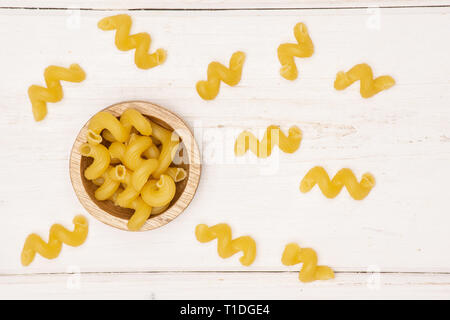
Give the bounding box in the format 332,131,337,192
1,0,449,9
0,3,449,299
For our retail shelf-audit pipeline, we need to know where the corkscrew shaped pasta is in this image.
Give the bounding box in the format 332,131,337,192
196,51,246,100
195,223,256,266
282,243,334,282
21,215,89,266
234,125,302,158
334,63,395,98
141,174,176,207
300,166,375,200
28,64,86,121
277,23,314,80
80,143,111,180
88,109,152,145
98,14,166,69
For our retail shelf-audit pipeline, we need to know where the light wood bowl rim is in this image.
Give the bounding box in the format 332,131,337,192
69,100,201,231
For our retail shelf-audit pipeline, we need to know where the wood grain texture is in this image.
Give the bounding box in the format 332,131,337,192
1,0,449,9
0,6,449,302
1,272,449,299
70,101,201,231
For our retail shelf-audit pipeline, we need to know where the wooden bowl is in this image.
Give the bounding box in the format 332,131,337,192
69,101,201,231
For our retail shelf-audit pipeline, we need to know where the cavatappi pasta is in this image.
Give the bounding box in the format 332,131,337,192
80,109,187,231
28,64,86,121
334,63,395,98
300,166,375,200
234,125,303,158
21,215,89,266
195,223,256,266
98,14,166,70
282,243,334,282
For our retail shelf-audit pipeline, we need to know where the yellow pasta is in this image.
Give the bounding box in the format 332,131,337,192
80,143,110,180
143,144,161,159
120,109,152,137
195,223,256,266
282,243,334,283
21,215,88,266
164,167,187,182
82,109,185,230
94,165,125,200
126,197,153,231
28,64,86,121
98,14,166,70
300,166,376,200
234,125,302,158
109,141,126,163
88,112,128,144
196,51,246,100
114,169,140,208
123,135,153,170
131,158,159,191
334,63,395,98
141,174,176,207
277,23,314,81
150,121,181,178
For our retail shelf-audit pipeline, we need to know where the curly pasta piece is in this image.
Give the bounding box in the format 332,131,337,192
28,64,86,121
196,51,246,100
114,169,140,208
164,167,187,182
150,121,181,178
88,112,128,144
21,215,89,266
195,223,256,266
126,197,153,231
234,125,302,158
98,14,166,69
131,158,159,191
94,165,125,200
334,63,395,98
300,166,375,200
80,143,110,180
277,23,314,81
282,243,334,283
141,174,176,207
120,108,152,137
109,141,126,163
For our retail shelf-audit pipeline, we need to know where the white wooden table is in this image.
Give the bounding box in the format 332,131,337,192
0,0,449,299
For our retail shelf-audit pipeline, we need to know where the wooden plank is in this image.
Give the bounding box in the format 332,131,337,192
0,7,449,276
1,0,449,10
1,272,449,299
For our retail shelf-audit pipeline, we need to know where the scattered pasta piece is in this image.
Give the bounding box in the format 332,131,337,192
300,166,375,200
28,64,86,121
196,51,246,100
195,223,256,266
277,22,314,81
81,109,184,231
334,63,395,98
282,243,334,283
234,125,302,158
98,14,166,69
21,215,89,266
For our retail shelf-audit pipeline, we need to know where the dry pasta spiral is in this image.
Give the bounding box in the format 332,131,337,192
277,23,314,80
21,215,88,266
300,166,375,200
195,223,256,266
196,51,246,100
28,64,86,121
334,63,395,98
234,125,302,158
98,14,166,69
282,243,334,282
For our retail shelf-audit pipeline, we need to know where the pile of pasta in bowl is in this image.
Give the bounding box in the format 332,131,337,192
80,108,187,231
